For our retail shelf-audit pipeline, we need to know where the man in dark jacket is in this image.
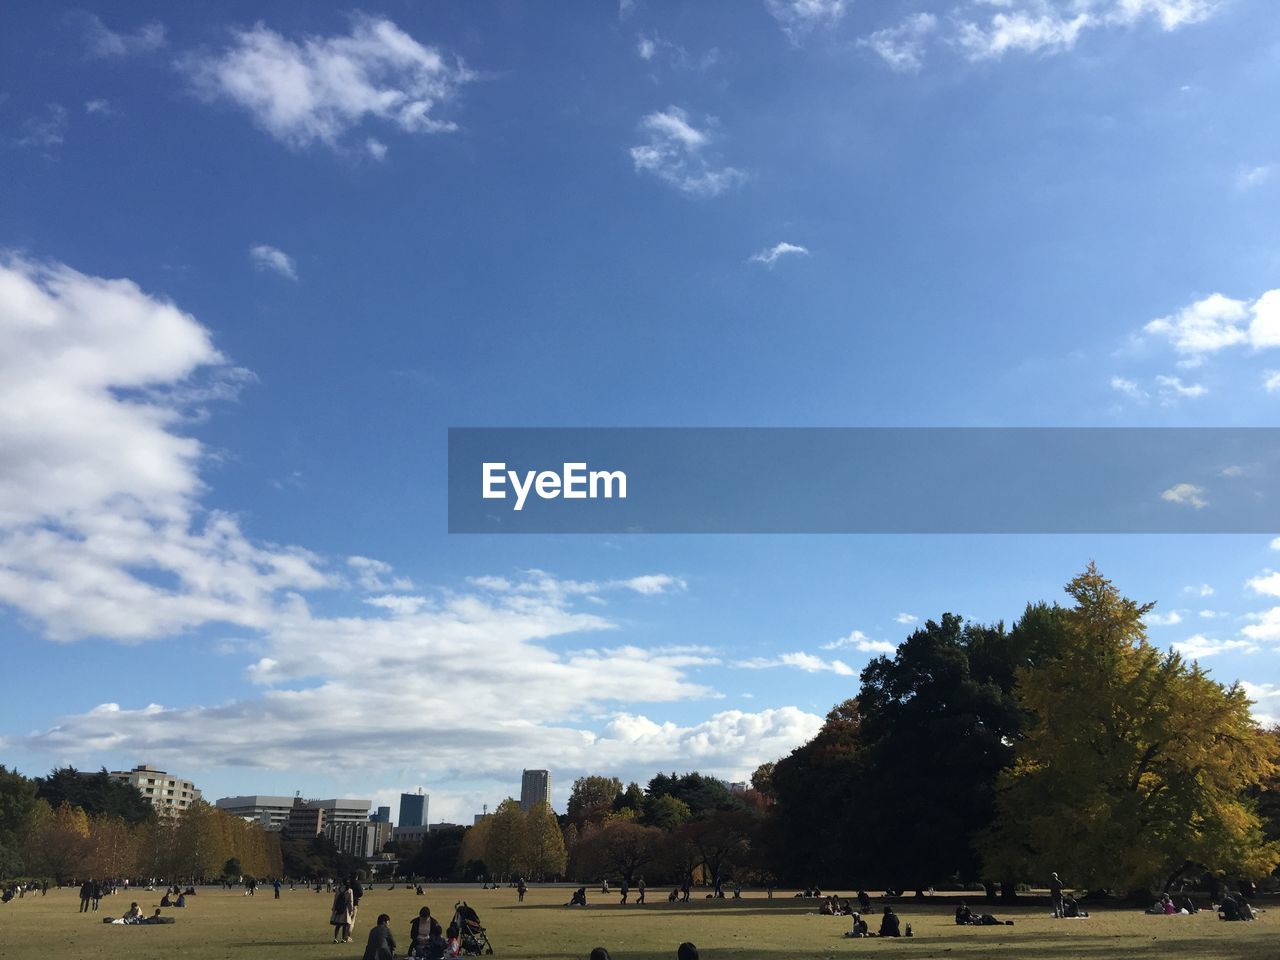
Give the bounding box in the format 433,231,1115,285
362,914,397,960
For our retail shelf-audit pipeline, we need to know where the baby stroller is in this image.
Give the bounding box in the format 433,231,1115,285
452,901,493,955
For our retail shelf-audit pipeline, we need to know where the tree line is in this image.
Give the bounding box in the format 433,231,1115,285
0,767,282,883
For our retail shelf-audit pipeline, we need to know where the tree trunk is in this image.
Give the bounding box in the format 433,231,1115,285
999,879,1018,903
983,881,998,904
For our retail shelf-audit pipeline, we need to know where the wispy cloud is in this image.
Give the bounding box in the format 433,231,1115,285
1147,610,1183,626
1236,164,1275,191
765,0,848,42
1155,374,1208,402
84,99,114,116
78,13,166,59
630,107,746,198
17,104,67,151
860,13,938,72
738,651,857,675
1110,376,1148,402
249,244,298,280
1172,635,1256,659
821,629,895,654
180,15,473,151
894,613,917,625
749,242,810,268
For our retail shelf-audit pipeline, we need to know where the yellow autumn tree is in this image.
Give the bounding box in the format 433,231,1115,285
982,564,1280,891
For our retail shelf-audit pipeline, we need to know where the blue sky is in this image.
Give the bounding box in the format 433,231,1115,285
2,0,1280,825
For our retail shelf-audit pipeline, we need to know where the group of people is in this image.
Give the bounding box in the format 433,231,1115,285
843,905,910,938
1218,893,1256,921
358,903,482,960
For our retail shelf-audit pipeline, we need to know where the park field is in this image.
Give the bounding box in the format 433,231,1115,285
0,885,1276,960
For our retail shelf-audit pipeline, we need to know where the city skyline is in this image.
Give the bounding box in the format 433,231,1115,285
2,1,1280,827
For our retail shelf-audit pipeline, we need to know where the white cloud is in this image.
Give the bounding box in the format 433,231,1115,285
84,99,114,115
79,14,166,59
630,107,746,197
365,138,388,161
1161,483,1207,509
1172,635,1256,659
749,242,810,268
1242,681,1280,728
1243,608,1280,642
1143,288,1280,356
1154,374,1207,401
861,13,938,71
638,36,658,60
1146,610,1183,626
1184,583,1214,597
957,10,1091,60
0,257,331,641
1110,376,1148,402
1199,610,1224,619
1220,465,1244,478
1265,371,1280,394
738,652,857,675
180,15,472,151
1247,570,1280,598
821,629,894,654
1271,536,1280,551
248,244,297,280
1236,165,1275,191
765,0,848,41
348,555,414,593
894,613,918,625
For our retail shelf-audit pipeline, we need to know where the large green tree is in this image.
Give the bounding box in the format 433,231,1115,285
0,765,37,876
982,564,1280,892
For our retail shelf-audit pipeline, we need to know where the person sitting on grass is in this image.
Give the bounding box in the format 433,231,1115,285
567,887,588,907
956,903,975,925
877,905,901,937
361,913,396,960
857,890,871,914
677,942,698,960
176,893,186,908
123,902,143,922
161,893,172,907
843,912,870,937
589,949,612,960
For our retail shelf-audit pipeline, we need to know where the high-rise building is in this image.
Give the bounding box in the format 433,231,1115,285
108,764,201,817
519,769,551,813
327,819,392,858
399,790,428,827
282,796,371,840
370,806,392,823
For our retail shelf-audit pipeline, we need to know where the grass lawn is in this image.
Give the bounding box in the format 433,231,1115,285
1,885,1276,960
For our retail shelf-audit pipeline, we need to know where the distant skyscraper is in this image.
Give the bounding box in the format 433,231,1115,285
399,790,428,827
519,769,551,813
370,806,391,823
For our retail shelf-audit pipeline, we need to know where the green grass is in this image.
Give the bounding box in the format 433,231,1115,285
0,885,1275,960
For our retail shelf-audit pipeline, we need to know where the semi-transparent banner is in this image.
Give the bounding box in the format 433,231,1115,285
447,428,1280,534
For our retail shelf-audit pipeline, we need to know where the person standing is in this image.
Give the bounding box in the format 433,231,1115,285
1049,873,1064,918
91,879,103,912
79,880,92,913
274,878,282,899
517,878,527,902
637,877,645,905
330,881,355,943
620,879,629,905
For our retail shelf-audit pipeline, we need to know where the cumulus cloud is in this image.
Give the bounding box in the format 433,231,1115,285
1146,610,1183,626
749,242,810,268
1265,371,1280,394
1143,289,1280,356
78,13,166,59
0,257,331,641
765,0,848,41
1242,680,1280,727
180,15,472,151
1248,570,1280,598
630,107,747,198
954,0,1221,60
1243,608,1280,643
1172,635,1256,659
248,244,297,280
1161,483,1208,509
821,629,894,654
894,613,918,625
